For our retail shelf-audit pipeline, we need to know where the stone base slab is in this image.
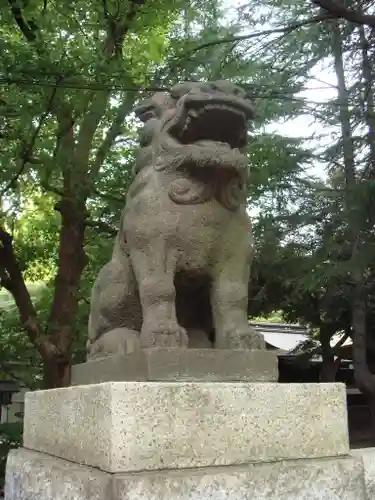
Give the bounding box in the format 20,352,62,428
71,348,278,385
23,381,349,473
351,447,375,498
5,448,367,500
5,448,111,500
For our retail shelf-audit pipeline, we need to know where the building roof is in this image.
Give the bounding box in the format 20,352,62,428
250,322,353,357
250,322,309,353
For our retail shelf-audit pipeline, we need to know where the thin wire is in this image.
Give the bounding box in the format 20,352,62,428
0,76,358,108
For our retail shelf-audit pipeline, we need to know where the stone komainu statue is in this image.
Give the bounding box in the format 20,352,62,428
87,80,265,359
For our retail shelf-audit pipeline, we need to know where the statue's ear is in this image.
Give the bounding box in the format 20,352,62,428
134,98,157,123
170,82,197,98
138,117,160,147
135,92,177,122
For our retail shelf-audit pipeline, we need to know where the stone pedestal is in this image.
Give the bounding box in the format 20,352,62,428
6,448,366,500
5,377,369,499
71,348,278,384
352,447,375,498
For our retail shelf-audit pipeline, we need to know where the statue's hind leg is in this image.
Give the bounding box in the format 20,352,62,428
87,327,141,360
87,255,142,359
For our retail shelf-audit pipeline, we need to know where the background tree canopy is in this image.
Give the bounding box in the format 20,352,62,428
1,0,375,397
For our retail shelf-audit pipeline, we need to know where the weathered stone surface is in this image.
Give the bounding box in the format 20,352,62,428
5,448,367,500
71,348,278,385
114,456,366,500
351,447,375,498
23,381,349,473
5,448,111,500
87,80,264,356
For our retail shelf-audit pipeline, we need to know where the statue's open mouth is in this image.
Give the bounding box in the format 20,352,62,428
167,97,253,151
178,102,247,149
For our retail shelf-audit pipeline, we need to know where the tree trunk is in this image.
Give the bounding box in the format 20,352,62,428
42,198,87,388
320,353,341,382
331,20,356,187
320,357,338,382
1,208,86,389
319,325,339,382
329,20,375,432
0,227,61,360
359,22,375,177
350,21,375,422
42,356,71,389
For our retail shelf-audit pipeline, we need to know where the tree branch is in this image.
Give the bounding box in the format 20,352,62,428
103,0,143,58
0,85,58,197
85,219,117,236
312,0,375,27
7,0,40,43
0,361,32,388
175,12,334,61
94,189,125,204
0,227,60,360
75,91,110,170
51,97,76,195
76,2,143,181
90,94,135,179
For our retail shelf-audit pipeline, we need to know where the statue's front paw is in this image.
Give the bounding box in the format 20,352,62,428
140,322,188,348
87,328,141,360
217,327,265,350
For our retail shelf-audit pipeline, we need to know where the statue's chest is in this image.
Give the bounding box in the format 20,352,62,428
172,206,249,271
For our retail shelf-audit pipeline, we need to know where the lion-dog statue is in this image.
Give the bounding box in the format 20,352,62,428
87,80,265,359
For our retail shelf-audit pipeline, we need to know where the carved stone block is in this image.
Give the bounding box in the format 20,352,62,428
71,348,278,385
23,381,349,474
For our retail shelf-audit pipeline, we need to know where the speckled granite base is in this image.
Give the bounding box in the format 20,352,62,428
352,447,375,498
22,382,349,473
5,449,110,500
71,348,278,385
5,448,367,500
